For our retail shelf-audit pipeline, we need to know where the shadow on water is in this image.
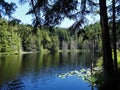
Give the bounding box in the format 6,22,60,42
0,52,100,90
1,79,24,90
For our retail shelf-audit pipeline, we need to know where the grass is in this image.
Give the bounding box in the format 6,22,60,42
96,50,120,67
117,50,120,64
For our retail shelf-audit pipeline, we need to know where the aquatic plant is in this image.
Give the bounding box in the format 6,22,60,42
56,67,103,87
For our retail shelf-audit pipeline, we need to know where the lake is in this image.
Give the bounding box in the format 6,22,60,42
0,52,98,90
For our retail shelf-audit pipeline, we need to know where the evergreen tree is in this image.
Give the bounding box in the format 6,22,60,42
0,0,17,18
99,0,113,83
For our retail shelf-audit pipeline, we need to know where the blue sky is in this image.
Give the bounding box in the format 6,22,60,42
5,0,33,24
5,0,75,28
5,0,99,28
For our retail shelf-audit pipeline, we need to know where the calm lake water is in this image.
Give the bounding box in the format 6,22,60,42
0,52,98,90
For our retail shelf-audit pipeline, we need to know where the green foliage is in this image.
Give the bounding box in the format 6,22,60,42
83,22,102,51
111,50,120,67
56,67,103,87
23,34,38,52
0,0,17,18
46,35,59,52
96,50,120,67
0,19,106,54
93,70,103,87
0,18,114,54
96,57,103,67
0,19,21,54
116,50,120,64
0,19,100,54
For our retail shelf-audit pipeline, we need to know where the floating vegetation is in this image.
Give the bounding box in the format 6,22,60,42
56,67,103,87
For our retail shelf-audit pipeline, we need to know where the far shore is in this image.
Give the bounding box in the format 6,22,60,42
0,49,93,55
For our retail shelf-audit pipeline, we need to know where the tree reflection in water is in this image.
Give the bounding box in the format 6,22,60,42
1,79,24,90
56,42,102,90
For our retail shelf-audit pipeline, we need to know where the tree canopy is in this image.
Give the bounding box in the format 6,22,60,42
0,0,17,18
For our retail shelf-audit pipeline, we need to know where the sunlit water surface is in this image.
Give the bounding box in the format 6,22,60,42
0,52,98,90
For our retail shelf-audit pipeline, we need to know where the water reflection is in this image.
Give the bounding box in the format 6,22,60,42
1,79,24,90
0,55,22,87
0,52,99,90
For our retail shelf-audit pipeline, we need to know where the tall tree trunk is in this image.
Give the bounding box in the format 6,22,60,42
112,0,118,70
99,0,113,83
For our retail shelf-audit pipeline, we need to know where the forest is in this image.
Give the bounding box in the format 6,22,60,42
0,18,104,54
0,0,120,90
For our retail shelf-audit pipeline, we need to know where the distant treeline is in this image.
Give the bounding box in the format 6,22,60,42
0,18,120,54
0,18,81,54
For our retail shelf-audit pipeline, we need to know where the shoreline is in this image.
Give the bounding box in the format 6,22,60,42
0,49,94,55
0,50,80,55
